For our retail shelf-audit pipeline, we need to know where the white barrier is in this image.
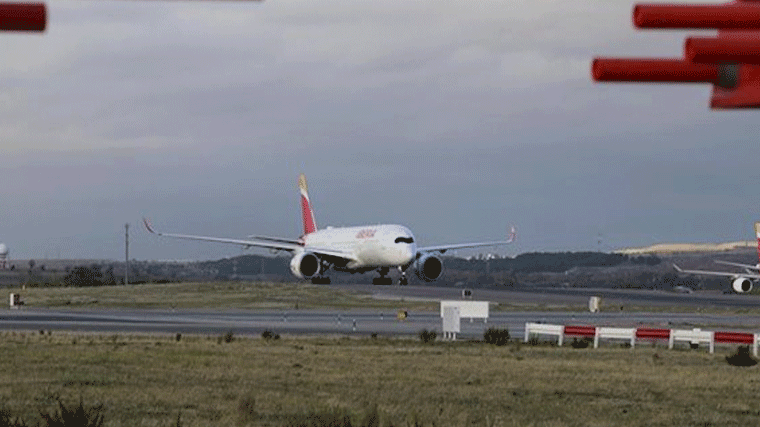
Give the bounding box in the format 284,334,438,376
594,327,636,348
442,306,460,341
669,328,715,353
523,323,760,357
524,322,565,345
440,301,489,323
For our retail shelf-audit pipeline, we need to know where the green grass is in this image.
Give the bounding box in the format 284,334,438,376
0,332,759,426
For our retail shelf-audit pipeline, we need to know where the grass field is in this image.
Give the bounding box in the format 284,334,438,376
0,332,759,426
11,281,760,316
8,281,439,311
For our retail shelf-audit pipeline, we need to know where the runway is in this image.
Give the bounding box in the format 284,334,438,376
2,307,760,339
1,286,759,339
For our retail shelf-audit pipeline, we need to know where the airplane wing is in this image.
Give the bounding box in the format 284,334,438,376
247,235,303,245
672,263,760,279
144,218,359,262
714,260,760,271
143,218,301,252
417,226,516,254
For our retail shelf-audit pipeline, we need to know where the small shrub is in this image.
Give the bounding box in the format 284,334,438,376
39,398,104,427
418,329,437,344
726,346,758,367
570,338,592,349
261,330,280,341
483,328,510,346
218,331,234,344
175,333,182,342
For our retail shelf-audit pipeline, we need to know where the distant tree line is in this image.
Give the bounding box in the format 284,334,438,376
63,265,117,287
444,252,660,274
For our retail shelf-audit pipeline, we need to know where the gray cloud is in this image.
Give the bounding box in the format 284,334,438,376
0,0,758,261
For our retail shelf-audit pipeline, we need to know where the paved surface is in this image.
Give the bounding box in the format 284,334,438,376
1,308,759,339
1,286,759,339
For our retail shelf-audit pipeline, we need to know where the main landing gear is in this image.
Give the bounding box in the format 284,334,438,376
372,267,393,286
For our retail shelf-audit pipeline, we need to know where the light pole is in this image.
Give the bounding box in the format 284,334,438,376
125,223,129,286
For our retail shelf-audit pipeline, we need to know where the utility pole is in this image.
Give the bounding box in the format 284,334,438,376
125,223,129,286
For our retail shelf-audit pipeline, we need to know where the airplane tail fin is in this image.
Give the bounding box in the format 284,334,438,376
299,173,317,235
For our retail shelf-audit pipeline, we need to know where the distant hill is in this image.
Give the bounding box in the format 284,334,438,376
616,241,754,255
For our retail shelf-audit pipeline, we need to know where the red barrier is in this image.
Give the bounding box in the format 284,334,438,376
714,331,754,344
0,3,45,32
563,325,596,337
592,58,719,83
634,4,760,29
636,328,671,340
686,37,760,64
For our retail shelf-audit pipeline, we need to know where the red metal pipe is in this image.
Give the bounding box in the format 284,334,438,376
634,4,760,29
635,328,671,340
0,3,45,32
592,58,719,83
714,331,754,344
563,326,596,337
686,36,760,64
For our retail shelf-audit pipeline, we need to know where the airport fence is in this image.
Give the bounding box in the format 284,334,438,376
524,322,760,356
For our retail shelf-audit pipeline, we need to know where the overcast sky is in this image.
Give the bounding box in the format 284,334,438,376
1,0,757,262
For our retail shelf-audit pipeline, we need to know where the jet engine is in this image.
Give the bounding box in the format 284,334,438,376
290,252,321,279
414,254,443,282
732,277,753,293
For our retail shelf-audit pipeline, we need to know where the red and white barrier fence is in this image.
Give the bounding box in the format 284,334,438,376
524,322,760,356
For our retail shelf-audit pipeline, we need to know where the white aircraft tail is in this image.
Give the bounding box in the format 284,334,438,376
299,173,317,235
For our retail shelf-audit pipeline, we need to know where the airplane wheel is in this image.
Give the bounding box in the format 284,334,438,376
399,277,408,286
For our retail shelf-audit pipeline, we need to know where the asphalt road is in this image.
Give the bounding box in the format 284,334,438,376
2,284,760,339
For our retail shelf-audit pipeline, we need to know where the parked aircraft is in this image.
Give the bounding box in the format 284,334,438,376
673,222,760,293
144,174,515,286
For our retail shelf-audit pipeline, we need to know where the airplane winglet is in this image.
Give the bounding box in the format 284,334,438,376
672,263,684,273
143,217,156,234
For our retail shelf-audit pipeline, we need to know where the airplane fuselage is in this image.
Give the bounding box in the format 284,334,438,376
302,224,416,269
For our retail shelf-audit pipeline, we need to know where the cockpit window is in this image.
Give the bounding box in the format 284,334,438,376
395,237,414,244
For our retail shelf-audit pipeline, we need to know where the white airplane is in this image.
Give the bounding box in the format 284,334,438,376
144,174,515,286
672,222,760,293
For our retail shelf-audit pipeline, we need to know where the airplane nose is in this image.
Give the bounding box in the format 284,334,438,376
404,245,415,263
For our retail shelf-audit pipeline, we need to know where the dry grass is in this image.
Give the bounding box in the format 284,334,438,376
0,332,758,426
9,281,437,311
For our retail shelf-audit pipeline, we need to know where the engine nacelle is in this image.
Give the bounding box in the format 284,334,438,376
414,254,443,282
732,277,753,293
289,252,321,279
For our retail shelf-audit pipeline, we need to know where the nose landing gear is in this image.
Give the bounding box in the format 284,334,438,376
398,266,408,286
